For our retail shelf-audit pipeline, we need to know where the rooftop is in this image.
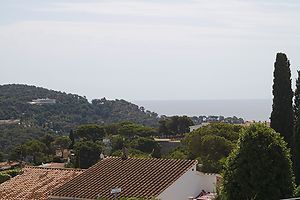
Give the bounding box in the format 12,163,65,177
0,161,21,171
0,166,84,200
50,157,197,200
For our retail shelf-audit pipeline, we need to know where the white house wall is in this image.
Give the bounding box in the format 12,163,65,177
157,165,217,200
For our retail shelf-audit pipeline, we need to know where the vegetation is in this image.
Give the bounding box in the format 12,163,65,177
0,173,11,184
184,123,241,173
294,70,300,185
0,151,3,162
190,115,244,125
76,124,106,142
0,84,161,159
9,139,53,165
222,124,294,200
158,116,194,135
0,124,53,156
74,140,102,169
0,84,159,133
52,136,71,158
270,53,293,147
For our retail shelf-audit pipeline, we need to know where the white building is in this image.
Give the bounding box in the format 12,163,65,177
29,98,56,105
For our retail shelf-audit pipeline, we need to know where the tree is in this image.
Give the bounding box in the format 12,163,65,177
129,137,161,158
69,129,75,149
52,136,71,158
76,124,106,142
117,122,157,138
41,134,55,154
24,140,48,165
294,70,300,184
74,141,102,169
184,123,240,173
158,116,194,135
222,124,295,200
9,145,26,161
270,53,294,147
198,135,233,173
0,152,4,162
158,120,168,135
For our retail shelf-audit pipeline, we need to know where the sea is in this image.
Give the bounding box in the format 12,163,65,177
133,99,272,122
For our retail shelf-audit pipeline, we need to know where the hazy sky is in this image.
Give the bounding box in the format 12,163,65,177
1,0,300,101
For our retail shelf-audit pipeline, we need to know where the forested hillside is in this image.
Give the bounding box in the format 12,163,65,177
0,84,159,133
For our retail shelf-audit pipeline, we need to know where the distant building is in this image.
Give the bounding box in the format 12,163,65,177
154,138,181,155
189,123,210,132
0,161,21,171
49,157,220,200
28,98,56,105
0,119,20,125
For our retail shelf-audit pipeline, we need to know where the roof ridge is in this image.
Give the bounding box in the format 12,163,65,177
24,166,86,172
105,156,197,163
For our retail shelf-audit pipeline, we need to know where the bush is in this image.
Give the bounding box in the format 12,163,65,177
0,173,11,183
184,123,241,173
295,185,300,197
2,169,21,177
222,124,295,200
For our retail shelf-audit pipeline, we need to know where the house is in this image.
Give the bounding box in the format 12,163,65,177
0,166,84,200
28,98,56,105
154,138,181,155
49,157,219,200
189,123,210,132
0,161,21,171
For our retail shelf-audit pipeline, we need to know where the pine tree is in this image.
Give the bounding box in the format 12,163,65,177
270,53,294,147
293,71,300,184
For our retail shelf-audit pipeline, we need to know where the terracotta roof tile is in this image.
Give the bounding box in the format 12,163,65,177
50,157,197,200
0,166,84,200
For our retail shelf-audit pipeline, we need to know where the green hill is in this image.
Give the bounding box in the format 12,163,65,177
0,84,159,133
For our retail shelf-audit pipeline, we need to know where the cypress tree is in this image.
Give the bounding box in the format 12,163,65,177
270,53,293,147
294,71,300,184
69,129,75,149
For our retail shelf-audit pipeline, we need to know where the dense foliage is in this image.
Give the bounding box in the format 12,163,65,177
0,173,11,184
294,70,300,185
0,124,52,155
222,124,294,200
74,140,102,169
184,123,242,173
0,84,159,133
3,121,162,168
0,84,160,159
270,53,294,147
158,116,194,135
9,139,53,165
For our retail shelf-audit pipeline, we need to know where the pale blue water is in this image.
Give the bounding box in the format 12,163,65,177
133,99,272,122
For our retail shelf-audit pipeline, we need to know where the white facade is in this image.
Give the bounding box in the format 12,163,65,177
157,164,218,200
29,98,56,105
189,123,210,132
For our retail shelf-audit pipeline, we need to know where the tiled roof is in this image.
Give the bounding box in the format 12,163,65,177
50,157,197,200
0,166,84,200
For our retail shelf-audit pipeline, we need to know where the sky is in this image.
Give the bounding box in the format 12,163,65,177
1,0,300,101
